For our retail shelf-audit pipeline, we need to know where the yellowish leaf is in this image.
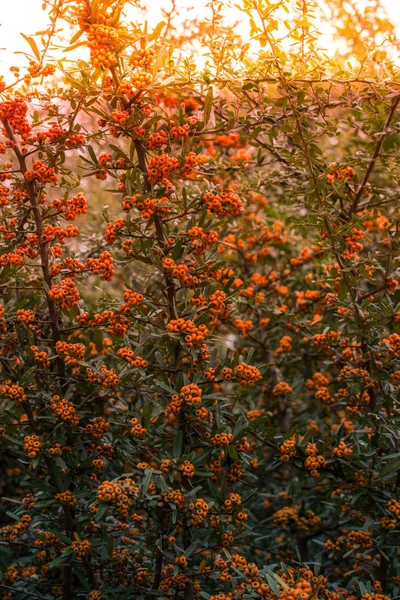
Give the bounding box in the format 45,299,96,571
20,33,41,61
148,21,166,42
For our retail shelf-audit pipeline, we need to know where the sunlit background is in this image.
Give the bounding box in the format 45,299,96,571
1,0,399,72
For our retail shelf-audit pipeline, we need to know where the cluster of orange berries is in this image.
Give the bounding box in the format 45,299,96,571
85,417,110,440
34,529,66,551
120,289,144,312
304,443,327,477
275,335,293,357
97,480,134,519
0,514,31,542
314,386,333,404
110,110,129,126
166,387,193,416
280,435,297,461
272,381,293,396
50,395,79,426
130,71,152,90
180,383,203,407
179,460,195,478
306,372,330,390
27,60,55,78
130,417,147,439
71,540,91,559
55,341,86,367
174,555,188,568
170,123,192,140
338,366,371,384
75,309,129,337
37,123,84,147
381,333,400,357
30,345,50,368
187,226,218,255
98,365,120,387
48,278,80,309
168,384,203,416
203,186,242,217
146,129,167,150
55,490,77,507
361,593,391,600
58,192,88,220
122,193,169,218
162,258,203,288
217,363,261,387
23,435,40,459
86,20,124,68
381,499,400,529
279,576,314,600
232,318,253,337
188,498,209,526
311,330,341,346
130,47,156,69
211,432,234,447
42,224,79,244
223,493,242,513
332,441,353,457
48,443,71,456
180,151,201,177
0,183,9,206
160,487,186,509
16,309,35,323
105,218,125,244
0,98,31,139
220,531,235,547
347,530,373,550
209,594,231,600
295,289,321,309
86,251,114,281
274,506,321,531
208,290,231,319
166,318,209,347
344,227,364,259
326,163,355,185
114,80,137,99
147,154,179,182
1,380,27,403
24,161,57,184
235,363,262,387
117,347,147,368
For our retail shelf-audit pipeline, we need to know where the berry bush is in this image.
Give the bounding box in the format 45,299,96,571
1,1,400,599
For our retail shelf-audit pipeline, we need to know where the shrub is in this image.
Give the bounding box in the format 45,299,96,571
1,1,400,599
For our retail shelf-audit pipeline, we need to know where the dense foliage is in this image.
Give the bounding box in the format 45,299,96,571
1,1,400,599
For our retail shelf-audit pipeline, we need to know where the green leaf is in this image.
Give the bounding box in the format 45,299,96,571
378,457,400,479
95,504,108,521
49,550,72,569
172,238,183,260
141,469,153,494
87,145,98,164
75,569,90,592
203,88,213,125
47,529,73,544
173,430,183,459
156,380,176,394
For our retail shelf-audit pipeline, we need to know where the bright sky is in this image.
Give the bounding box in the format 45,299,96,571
0,0,400,73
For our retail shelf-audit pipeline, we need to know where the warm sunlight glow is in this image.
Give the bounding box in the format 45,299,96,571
1,0,400,72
